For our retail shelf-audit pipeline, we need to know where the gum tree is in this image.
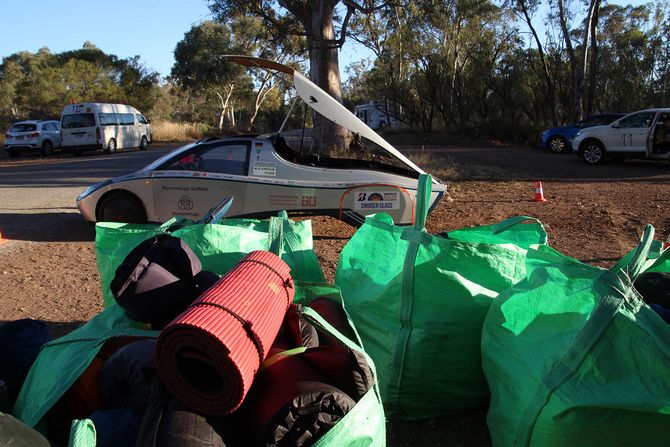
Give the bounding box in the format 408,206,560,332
208,0,391,154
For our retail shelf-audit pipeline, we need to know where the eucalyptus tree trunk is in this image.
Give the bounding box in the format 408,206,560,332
304,1,351,155
216,84,235,131
557,0,579,121
585,0,602,116
249,72,276,129
558,0,602,120
517,0,558,125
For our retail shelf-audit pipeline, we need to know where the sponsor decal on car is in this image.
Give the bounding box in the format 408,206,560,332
354,191,399,210
253,162,277,177
269,195,298,206
161,186,209,192
177,195,194,210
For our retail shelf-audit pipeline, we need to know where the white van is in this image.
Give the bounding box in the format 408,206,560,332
60,103,152,154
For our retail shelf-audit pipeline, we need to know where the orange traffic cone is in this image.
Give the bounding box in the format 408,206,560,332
533,181,547,202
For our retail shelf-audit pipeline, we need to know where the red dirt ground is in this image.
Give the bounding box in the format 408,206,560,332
0,136,668,446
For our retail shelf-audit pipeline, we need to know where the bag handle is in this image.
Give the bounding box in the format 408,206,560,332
492,216,543,234
300,306,373,365
259,347,308,373
157,216,191,233
267,211,288,256
616,224,655,280
413,174,432,231
69,419,96,446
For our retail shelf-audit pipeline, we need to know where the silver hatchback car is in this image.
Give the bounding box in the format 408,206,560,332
4,120,62,157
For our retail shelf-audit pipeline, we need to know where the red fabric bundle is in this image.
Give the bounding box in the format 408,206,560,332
155,250,294,415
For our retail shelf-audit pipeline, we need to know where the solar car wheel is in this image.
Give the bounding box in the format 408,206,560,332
97,191,147,223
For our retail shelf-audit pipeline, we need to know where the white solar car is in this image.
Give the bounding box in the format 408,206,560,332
77,56,446,226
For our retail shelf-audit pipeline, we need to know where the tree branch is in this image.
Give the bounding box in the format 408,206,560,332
341,0,392,14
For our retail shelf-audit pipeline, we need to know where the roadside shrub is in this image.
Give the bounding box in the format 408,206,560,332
150,121,210,142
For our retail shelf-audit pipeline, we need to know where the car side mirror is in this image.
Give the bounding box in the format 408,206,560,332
612,122,620,128
146,118,151,124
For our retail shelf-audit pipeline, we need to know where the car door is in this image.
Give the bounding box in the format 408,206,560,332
607,111,656,153
48,122,61,147
44,122,59,146
119,113,136,148
39,123,49,146
136,114,149,142
61,112,97,147
151,142,251,221
649,112,670,158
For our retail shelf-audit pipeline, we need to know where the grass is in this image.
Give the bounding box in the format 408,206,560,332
150,120,210,142
405,150,458,181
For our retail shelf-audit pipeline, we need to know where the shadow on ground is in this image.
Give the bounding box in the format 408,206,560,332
0,213,95,242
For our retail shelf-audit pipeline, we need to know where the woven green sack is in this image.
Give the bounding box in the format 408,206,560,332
292,282,386,447
95,211,325,307
482,225,670,447
335,174,549,420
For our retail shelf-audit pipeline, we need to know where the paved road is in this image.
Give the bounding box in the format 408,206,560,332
0,144,182,244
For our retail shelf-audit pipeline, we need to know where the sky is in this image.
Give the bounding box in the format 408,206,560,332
0,0,656,82
0,0,369,81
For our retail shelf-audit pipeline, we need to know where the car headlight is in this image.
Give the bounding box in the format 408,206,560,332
77,179,112,201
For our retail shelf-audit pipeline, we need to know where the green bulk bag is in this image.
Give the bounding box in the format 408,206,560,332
335,174,549,420
95,211,325,307
13,284,385,447
12,305,159,429
293,282,386,447
482,225,670,447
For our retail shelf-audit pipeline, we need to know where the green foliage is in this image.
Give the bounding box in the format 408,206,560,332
170,18,304,132
172,21,243,90
0,44,158,126
343,0,670,143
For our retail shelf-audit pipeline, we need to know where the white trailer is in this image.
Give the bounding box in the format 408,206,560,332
354,101,398,130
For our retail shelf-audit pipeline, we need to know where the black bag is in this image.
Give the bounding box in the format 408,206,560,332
0,319,51,404
111,234,218,328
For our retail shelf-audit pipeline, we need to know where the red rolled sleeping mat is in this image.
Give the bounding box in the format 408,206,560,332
155,250,294,415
